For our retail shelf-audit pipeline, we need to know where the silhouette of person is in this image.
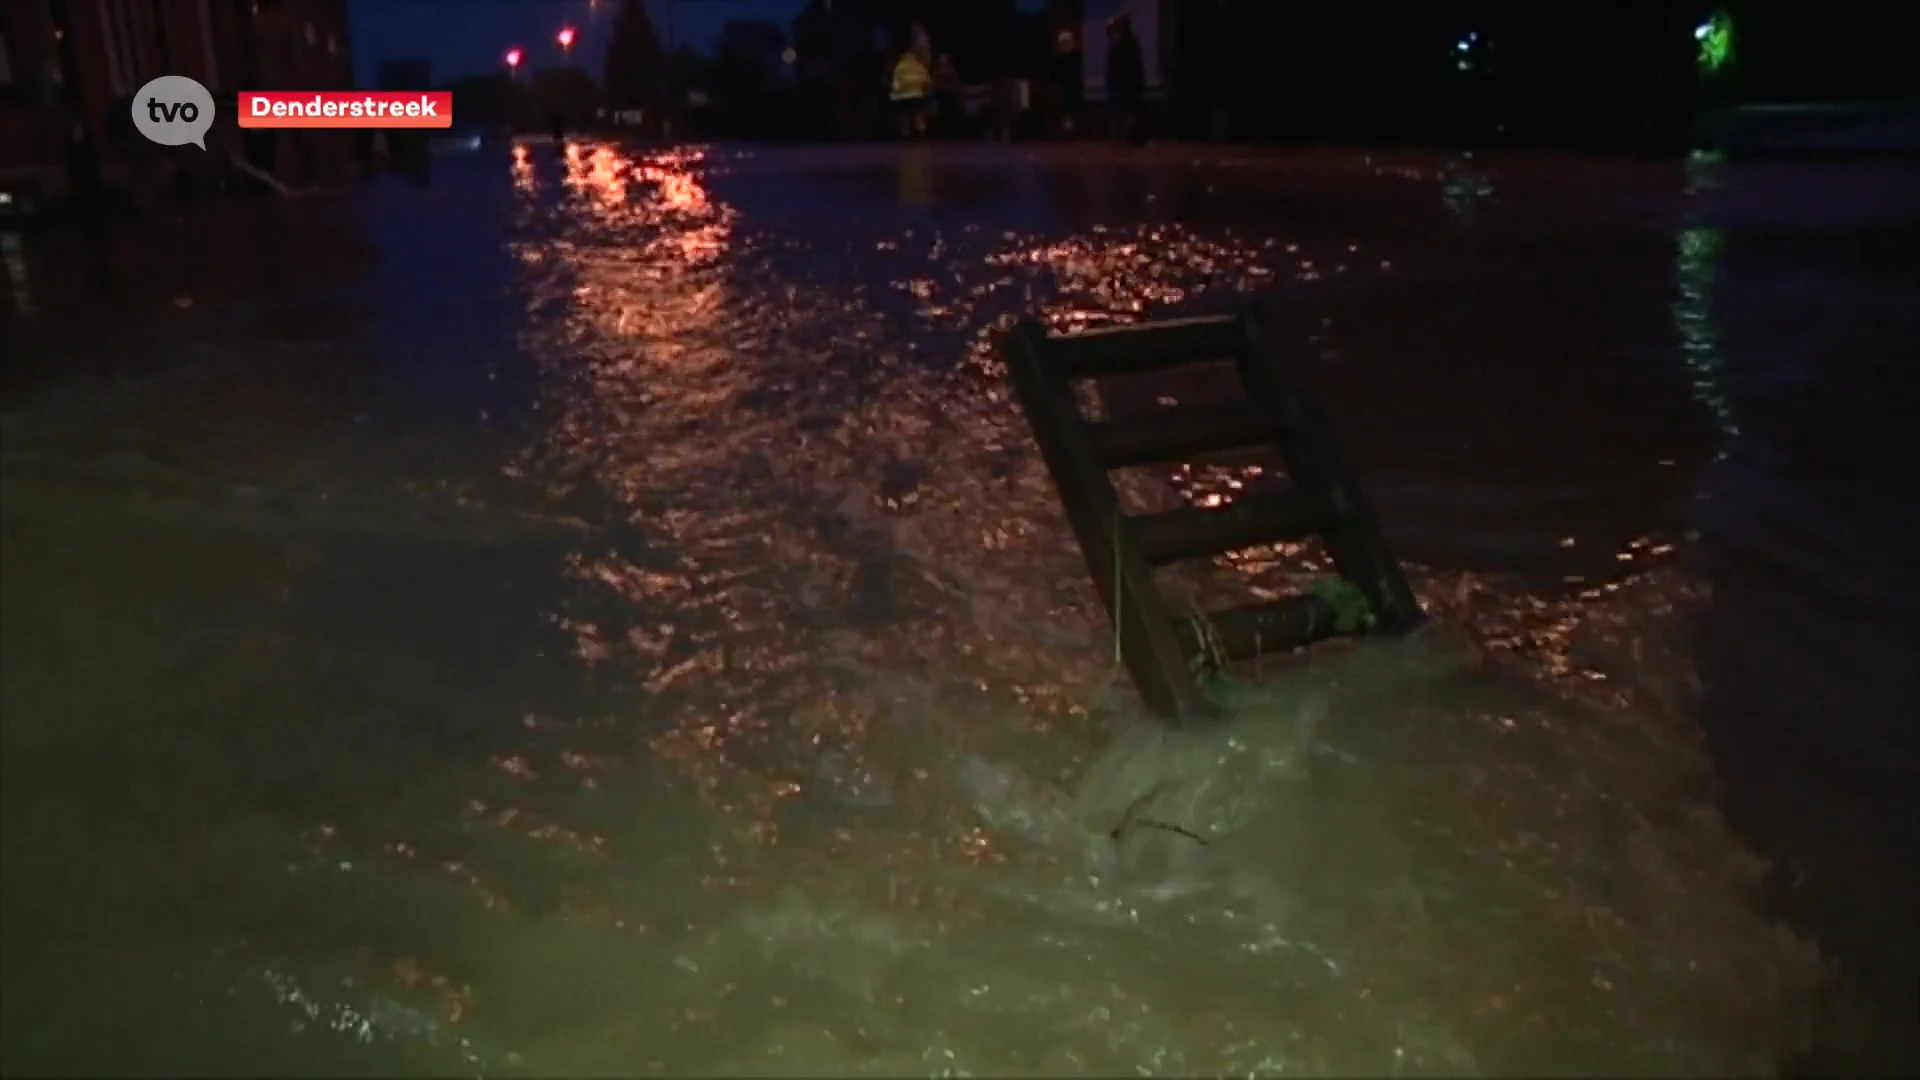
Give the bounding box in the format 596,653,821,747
1105,15,1147,146
1051,28,1082,138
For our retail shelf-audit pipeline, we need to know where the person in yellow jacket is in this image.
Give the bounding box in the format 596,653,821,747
889,49,933,138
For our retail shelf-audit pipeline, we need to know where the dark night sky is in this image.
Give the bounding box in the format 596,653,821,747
348,0,806,85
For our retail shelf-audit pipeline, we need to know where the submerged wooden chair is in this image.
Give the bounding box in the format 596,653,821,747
997,304,1423,724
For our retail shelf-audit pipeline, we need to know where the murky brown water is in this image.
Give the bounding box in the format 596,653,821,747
2,143,1914,1075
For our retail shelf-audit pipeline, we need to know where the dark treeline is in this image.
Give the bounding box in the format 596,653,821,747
1164,0,1918,151
1175,4,1694,150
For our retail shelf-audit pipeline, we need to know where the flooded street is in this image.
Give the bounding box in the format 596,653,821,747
2,142,1914,1075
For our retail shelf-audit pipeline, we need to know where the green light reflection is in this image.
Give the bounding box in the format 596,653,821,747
1695,11,1733,75
1674,150,1737,462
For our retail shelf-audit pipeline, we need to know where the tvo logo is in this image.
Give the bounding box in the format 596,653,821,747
131,74,216,149
146,99,201,124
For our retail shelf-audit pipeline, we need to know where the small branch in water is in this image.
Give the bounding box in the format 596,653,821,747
1109,799,1211,848
1103,780,1212,846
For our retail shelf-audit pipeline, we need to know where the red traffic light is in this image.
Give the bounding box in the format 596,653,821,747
505,47,524,67
557,26,577,48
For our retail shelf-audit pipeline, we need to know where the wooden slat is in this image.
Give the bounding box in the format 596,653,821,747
997,320,1219,723
1047,314,1244,379
1229,306,1426,633
1174,594,1339,663
1130,490,1335,567
1088,400,1283,468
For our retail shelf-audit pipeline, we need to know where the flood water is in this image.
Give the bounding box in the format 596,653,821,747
2,143,1915,1075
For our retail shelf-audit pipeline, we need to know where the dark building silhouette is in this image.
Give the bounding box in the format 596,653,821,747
373,56,432,176
533,66,604,131
0,0,354,207
375,56,430,93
